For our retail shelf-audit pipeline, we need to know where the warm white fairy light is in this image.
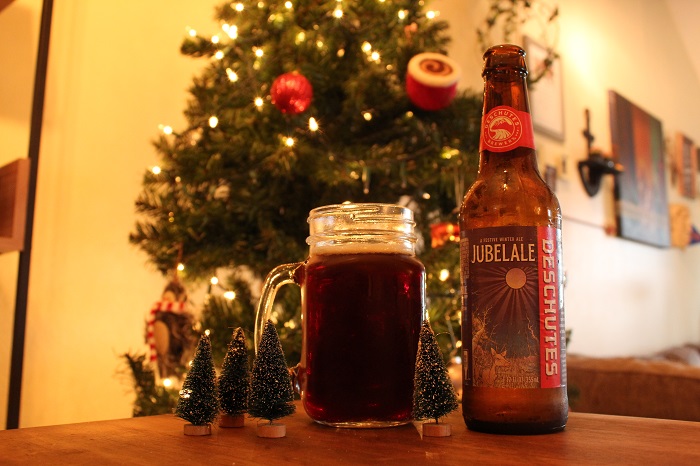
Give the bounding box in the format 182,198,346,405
226,68,239,82
337,48,345,57
214,50,224,60
439,269,450,281
162,377,173,388
151,166,162,175
204,329,211,336
362,111,372,121
209,116,219,128
426,10,438,19
233,2,244,12
308,117,319,131
285,320,297,329
370,51,380,62
422,192,431,200
177,263,185,271
285,136,295,147
333,6,343,18
398,9,407,20
254,97,264,108
254,47,264,58
211,35,220,44
295,31,306,44
223,24,238,39
316,40,324,49
258,1,265,7
361,41,372,53
159,124,173,135
224,291,236,300
284,1,293,9
210,276,219,285
188,28,197,37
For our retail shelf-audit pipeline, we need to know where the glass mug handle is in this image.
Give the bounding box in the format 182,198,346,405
254,262,304,352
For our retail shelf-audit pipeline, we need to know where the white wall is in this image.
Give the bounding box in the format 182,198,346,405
1,0,698,428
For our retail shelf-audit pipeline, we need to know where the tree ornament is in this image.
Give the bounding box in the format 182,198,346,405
270,72,313,114
176,334,219,435
248,320,296,438
218,327,250,428
413,319,459,437
406,52,461,111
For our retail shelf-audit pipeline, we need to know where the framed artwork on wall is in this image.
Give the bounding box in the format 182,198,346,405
608,91,670,248
675,133,696,199
524,36,565,141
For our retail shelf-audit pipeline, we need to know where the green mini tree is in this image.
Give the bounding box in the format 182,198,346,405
175,334,220,433
218,327,250,426
413,319,458,427
248,320,296,427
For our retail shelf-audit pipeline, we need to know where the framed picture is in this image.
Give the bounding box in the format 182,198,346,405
609,91,670,248
675,133,696,199
524,36,565,141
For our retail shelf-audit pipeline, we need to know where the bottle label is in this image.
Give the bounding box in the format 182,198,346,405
460,226,564,389
479,105,536,152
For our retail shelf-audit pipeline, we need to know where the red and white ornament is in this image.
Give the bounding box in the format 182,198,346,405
406,52,461,111
270,71,313,114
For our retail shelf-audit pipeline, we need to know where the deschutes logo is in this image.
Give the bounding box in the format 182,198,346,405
481,106,535,152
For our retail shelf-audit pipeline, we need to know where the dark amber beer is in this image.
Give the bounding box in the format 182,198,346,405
459,45,568,434
256,203,425,428
297,252,424,425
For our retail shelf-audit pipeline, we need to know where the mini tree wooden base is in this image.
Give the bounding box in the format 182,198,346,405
183,423,212,436
256,422,286,438
219,413,245,428
422,422,451,437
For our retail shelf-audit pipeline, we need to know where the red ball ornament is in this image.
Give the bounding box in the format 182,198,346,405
270,72,313,114
406,53,461,111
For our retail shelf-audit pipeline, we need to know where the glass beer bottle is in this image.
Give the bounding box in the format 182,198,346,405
459,44,568,434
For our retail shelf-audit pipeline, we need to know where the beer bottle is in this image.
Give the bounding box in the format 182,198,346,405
459,44,567,434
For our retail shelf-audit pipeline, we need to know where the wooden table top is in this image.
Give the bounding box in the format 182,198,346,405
1,403,699,465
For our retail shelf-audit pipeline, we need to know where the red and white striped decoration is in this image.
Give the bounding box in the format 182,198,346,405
146,300,188,363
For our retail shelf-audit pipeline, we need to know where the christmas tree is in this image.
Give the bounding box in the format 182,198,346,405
413,319,458,424
129,0,482,365
248,320,296,423
175,334,220,431
218,327,250,426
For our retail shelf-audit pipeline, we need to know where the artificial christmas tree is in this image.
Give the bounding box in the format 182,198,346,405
175,334,220,435
128,0,482,368
248,319,296,438
218,327,250,427
413,319,458,437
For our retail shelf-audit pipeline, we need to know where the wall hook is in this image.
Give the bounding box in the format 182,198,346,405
578,109,623,196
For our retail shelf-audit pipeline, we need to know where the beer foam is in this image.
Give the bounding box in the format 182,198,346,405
311,241,414,255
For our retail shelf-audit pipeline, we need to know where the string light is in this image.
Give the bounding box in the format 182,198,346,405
361,41,372,53
370,51,380,62
162,377,173,388
177,263,185,271
398,9,407,20
333,6,343,18
439,269,450,281
214,50,224,60
226,68,239,82
159,124,173,135
223,24,238,39
284,1,293,9
254,97,264,108
204,329,211,336
426,10,438,19
254,47,264,58
210,276,219,285
188,28,197,37
151,166,162,175
362,111,372,121
224,291,236,300
309,117,319,131
211,35,220,44
285,136,295,147
209,116,219,128
295,31,306,44
233,2,244,12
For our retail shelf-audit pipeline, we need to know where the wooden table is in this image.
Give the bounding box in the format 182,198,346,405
1,403,699,465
